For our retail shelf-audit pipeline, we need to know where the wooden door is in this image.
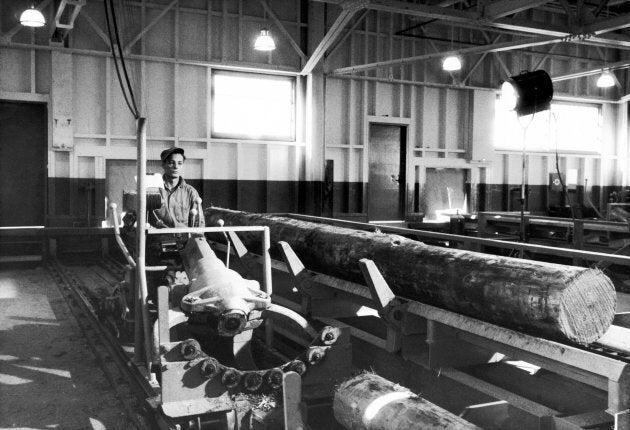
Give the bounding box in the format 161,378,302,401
0,101,47,226
368,124,406,221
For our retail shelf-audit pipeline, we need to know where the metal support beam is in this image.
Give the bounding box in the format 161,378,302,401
300,1,364,75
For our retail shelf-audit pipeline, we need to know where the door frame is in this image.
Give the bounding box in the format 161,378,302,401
1,91,51,227
364,116,412,221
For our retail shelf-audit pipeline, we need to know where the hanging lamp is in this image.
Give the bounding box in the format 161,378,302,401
597,70,615,88
254,29,276,51
20,5,46,27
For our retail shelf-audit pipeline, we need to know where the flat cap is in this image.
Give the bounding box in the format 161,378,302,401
160,147,185,162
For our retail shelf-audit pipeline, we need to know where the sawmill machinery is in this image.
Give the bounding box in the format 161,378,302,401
108,198,352,429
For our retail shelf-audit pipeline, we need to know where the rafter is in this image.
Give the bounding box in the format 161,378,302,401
482,0,554,20
551,57,630,82
332,34,559,75
77,9,111,49
259,0,306,63
300,1,363,75
124,0,179,53
311,0,630,48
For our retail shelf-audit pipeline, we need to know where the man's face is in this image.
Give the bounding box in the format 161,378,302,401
163,153,184,179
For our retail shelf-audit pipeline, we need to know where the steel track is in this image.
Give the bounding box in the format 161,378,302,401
46,258,158,429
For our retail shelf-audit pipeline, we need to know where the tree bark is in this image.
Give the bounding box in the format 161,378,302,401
205,208,616,345
333,373,480,430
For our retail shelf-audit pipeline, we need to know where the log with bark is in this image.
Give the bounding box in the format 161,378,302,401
333,372,480,429
205,208,616,345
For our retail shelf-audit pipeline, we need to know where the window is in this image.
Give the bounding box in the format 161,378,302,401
212,70,295,141
495,100,602,153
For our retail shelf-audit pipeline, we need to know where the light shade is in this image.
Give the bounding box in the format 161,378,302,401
254,29,276,51
20,6,46,27
442,55,462,72
500,70,553,116
596,70,615,88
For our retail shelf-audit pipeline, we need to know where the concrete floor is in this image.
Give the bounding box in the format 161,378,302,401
0,267,135,429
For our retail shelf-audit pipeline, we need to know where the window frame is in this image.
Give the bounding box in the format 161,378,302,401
210,70,296,142
494,98,603,155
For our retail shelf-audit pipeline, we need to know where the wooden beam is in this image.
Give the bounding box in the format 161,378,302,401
259,0,306,63
77,9,111,49
124,0,179,53
483,0,554,20
300,2,363,75
311,0,630,47
332,34,559,75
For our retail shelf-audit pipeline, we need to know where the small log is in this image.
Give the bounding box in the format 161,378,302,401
333,373,479,430
204,208,616,345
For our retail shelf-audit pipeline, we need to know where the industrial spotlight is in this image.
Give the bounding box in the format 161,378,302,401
500,70,553,116
254,29,276,51
20,5,46,27
442,55,462,72
596,70,615,88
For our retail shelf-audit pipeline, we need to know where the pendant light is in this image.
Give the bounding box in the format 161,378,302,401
596,70,615,88
20,5,46,27
443,21,461,72
254,29,276,51
596,4,614,89
443,55,462,71
254,5,275,51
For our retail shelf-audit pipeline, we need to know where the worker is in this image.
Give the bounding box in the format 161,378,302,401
151,147,205,228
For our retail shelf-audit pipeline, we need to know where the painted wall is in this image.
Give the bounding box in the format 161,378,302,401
1,1,629,226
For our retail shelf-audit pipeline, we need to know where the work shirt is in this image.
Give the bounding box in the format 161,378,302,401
152,177,205,228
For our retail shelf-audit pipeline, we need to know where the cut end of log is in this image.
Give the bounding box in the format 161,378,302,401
333,372,480,430
557,268,617,345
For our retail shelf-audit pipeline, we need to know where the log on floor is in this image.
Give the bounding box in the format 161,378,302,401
204,208,616,345
333,372,480,429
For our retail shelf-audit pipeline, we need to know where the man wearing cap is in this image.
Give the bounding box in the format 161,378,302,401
151,147,205,228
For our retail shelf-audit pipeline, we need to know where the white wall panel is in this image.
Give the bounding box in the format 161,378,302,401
35,51,52,94
268,145,291,180
110,60,138,136
327,147,347,181
146,9,175,58
422,87,440,149
74,56,106,134
78,156,95,179
209,142,237,179
374,82,394,117
146,62,175,137
177,65,207,139
179,11,208,61
0,49,31,92
239,143,266,180
184,158,203,180
325,80,347,145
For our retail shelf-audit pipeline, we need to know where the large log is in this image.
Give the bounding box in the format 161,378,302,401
205,208,616,345
333,373,480,430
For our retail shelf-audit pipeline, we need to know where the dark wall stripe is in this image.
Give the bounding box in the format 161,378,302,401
44,178,626,227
